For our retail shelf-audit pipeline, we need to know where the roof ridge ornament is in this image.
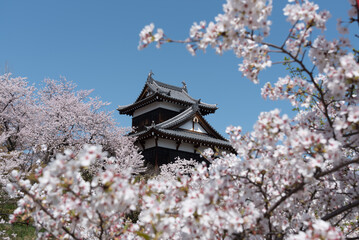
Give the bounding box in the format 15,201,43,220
181,81,188,93
145,120,157,130
147,70,154,83
151,120,157,128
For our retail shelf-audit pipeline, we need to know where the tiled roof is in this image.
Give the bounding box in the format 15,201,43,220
149,79,217,109
118,74,217,115
150,79,183,92
132,127,233,150
158,129,232,148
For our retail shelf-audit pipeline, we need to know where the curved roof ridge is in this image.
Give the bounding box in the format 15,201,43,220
157,107,195,129
156,106,227,141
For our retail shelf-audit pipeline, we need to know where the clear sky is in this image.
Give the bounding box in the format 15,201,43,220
0,1,356,136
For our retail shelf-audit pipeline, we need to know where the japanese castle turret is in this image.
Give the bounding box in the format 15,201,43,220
118,72,233,168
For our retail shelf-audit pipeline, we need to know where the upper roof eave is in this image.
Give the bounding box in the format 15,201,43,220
118,92,217,115
118,75,218,115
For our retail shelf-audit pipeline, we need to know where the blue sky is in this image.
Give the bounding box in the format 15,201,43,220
0,1,355,136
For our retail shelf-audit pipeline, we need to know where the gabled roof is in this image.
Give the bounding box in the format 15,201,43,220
118,72,218,116
157,104,226,141
130,104,234,152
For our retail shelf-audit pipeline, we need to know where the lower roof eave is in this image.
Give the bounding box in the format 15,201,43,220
133,128,235,152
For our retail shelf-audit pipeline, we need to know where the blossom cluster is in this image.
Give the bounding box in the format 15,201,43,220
9,147,262,239
283,0,330,30
9,138,354,239
8,145,141,239
261,76,315,108
139,0,273,83
288,219,344,240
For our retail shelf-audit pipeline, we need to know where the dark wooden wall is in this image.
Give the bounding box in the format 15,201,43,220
141,146,206,167
132,108,179,131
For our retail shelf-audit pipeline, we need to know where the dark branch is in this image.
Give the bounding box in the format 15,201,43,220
314,158,359,179
321,199,359,221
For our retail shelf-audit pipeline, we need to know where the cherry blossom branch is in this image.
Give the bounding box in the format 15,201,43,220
264,158,359,222
14,182,81,240
264,181,305,218
314,158,359,179
271,60,295,65
96,210,105,239
281,20,300,49
321,199,359,221
264,41,336,136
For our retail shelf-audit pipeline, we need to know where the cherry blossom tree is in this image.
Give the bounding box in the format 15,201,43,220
32,78,144,174
0,75,144,188
0,74,37,188
7,0,359,239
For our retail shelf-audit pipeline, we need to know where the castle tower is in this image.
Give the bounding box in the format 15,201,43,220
118,72,233,168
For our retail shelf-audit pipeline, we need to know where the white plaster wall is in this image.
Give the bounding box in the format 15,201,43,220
179,121,193,131
133,102,182,117
178,142,194,153
146,138,156,149
157,138,177,150
194,122,206,133
179,121,207,133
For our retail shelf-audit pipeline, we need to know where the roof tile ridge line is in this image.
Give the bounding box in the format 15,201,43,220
147,79,159,93
156,107,195,129
182,89,217,108
161,129,230,143
149,85,212,107
156,128,232,146
151,79,172,95
134,80,152,103
153,79,183,92
134,75,160,103
120,92,159,111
